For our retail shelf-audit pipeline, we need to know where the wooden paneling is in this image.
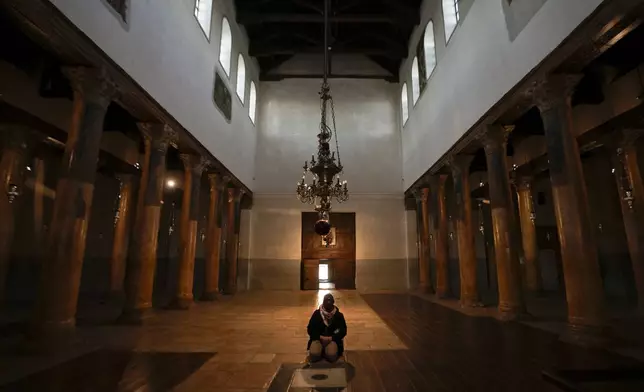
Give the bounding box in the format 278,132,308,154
301,259,319,291
301,212,355,260
301,212,356,289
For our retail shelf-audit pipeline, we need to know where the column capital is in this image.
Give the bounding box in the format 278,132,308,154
448,154,474,174
523,74,583,112
428,174,448,189
207,173,220,188
179,154,210,173
515,175,533,192
62,66,118,108
411,187,422,201
615,129,644,148
479,124,514,154
137,123,178,152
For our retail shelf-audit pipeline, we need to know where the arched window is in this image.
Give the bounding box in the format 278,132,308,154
236,54,246,103
249,81,257,124
193,0,213,38
424,21,437,78
411,57,420,105
219,17,232,76
401,83,409,126
442,0,460,42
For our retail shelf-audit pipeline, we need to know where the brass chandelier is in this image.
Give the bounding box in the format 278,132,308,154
296,0,348,235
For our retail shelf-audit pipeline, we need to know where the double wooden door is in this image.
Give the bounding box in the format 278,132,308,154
301,258,356,290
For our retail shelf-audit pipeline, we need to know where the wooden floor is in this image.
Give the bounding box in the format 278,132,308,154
0,292,642,391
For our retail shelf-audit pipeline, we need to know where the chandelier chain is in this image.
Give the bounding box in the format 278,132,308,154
330,97,341,169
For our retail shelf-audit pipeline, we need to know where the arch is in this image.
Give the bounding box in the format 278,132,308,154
401,83,409,126
219,17,232,76
236,54,246,103
249,81,257,124
423,20,437,78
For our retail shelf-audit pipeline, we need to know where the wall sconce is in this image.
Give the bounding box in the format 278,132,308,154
529,211,536,224
429,234,433,241
200,229,207,242
449,232,454,241
477,201,485,235
7,184,19,204
598,223,603,233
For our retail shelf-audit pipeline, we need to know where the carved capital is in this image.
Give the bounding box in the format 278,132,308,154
523,74,583,112
62,66,118,108
115,173,134,184
180,154,209,174
447,154,474,175
138,123,178,153
207,173,220,190
515,176,533,192
479,124,514,155
411,188,422,202
421,188,429,203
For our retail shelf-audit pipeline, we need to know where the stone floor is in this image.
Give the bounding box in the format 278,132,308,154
0,291,642,391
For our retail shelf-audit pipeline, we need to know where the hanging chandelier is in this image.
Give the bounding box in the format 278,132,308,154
296,0,348,236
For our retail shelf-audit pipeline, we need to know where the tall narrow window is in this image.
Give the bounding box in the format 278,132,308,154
442,0,460,42
411,57,420,105
424,21,437,78
401,83,409,126
194,0,213,38
236,54,246,103
219,17,232,77
249,81,257,124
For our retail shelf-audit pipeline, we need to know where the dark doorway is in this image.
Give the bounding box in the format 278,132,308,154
301,212,356,290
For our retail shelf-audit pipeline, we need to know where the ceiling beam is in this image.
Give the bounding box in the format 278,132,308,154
250,45,405,58
260,73,398,83
237,13,418,25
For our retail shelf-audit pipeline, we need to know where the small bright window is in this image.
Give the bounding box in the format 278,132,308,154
442,0,460,42
401,83,409,126
236,54,246,103
219,17,232,77
249,81,257,124
411,57,420,104
194,0,213,38
424,21,437,78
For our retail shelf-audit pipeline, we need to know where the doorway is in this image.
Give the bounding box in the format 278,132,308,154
301,212,356,290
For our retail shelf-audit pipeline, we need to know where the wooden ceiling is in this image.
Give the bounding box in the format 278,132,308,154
234,0,422,82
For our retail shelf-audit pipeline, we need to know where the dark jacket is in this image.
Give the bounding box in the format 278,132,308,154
307,307,347,356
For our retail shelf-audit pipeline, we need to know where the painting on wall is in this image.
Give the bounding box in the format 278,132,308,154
214,71,232,122
321,227,337,247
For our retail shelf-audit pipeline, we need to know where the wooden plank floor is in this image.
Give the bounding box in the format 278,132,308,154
1,292,642,391
351,294,644,392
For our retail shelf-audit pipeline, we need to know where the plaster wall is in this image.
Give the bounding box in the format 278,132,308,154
400,0,603,189
48,0,259,188
251,78,408,292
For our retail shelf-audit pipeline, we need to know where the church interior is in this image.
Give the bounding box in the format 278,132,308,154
1,0,644,390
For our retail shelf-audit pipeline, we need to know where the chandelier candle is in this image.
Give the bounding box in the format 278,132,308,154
295,0,349,235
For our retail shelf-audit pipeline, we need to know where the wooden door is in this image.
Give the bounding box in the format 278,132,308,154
302,259,320,290
330,259,356,290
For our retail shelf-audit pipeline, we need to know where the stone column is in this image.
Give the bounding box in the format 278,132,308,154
32,67,117,333
202,173,224,300
0,126,31,304
450,155,480,307
610,129,644,314
530,75,606,332
33,158,45,249
481,125,526,319
108,174,134,300
430,174,450,298
516,175,541,294
223,187,244,295
418,188,433,293
121,124,176,323
172,154,208,309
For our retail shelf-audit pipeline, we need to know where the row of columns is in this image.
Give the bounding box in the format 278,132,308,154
0,67,245,334
414,75,644,331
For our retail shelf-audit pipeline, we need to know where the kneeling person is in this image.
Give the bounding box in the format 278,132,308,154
307,293,347,362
